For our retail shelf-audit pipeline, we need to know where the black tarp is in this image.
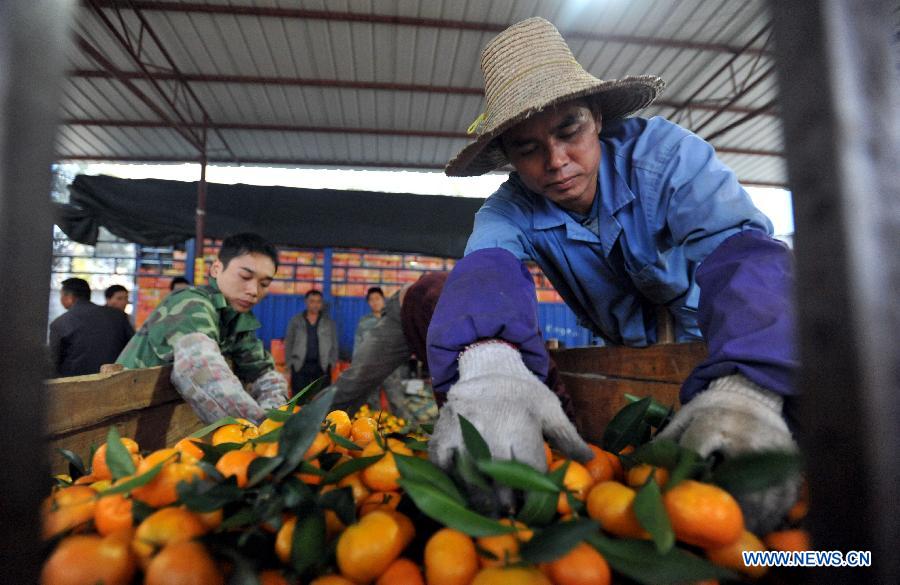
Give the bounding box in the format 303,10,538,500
55,174,488,258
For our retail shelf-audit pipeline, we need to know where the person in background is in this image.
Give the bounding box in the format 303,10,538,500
116,233,288,423
170,276,191,292
284,289,338,396
49,278,134,377
353,286,386,357
428,18,799,533
104,284,130,312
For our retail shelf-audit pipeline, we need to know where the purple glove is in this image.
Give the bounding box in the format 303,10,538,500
427,247,549,393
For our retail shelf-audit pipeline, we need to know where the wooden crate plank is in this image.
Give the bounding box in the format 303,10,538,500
45,367,177,435
47,400,203,475
552,342,707,383
562,374,681,445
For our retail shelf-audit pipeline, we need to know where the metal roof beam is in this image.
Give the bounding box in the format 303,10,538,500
88,1,770,57
62,117,785,158
69,70,775,117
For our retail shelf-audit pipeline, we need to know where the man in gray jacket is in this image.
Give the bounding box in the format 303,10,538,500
284,289,338,396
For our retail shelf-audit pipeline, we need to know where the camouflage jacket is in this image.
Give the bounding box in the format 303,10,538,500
117,279,274,383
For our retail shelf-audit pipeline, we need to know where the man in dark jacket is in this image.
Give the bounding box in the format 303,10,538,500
284,290,338,395
49,278,134,377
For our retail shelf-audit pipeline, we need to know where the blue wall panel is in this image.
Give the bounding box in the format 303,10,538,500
254,296,597,357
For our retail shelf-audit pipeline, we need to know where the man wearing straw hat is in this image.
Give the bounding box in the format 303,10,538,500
427,18,797,533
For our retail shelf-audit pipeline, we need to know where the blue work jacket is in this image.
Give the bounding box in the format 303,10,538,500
465,116,773,347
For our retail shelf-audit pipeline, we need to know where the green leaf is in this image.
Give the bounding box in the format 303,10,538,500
402,439,429,452
419,423,435,435
517,490,558,527
624,393,672,428
98,458,169,497
602,397,652,453
633,479,675,553
587,534,735,585
253,427,282,443
104,427,136,479
177,478,244,512
711,451,802,495
476,459,561,493
328,431,362,452
264,408,294,423
455,450,491,491
220,506,257,531
246,455,285,488
281,476,315,509
398,478,516,537
57,449,86,480
321,455,383,484
666,449,702,490
291,503,326,574
394,453,465,506
319,486,356,526
628,439,682,470
458,415,491,461
520,518,600,564
188,416,240,439
274,387,337,481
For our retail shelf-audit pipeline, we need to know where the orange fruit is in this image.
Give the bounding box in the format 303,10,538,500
764,528,811,552
543,442,554,467
305,432,332,460
132,506,209,567
42,485,97,539
424,527,479,585
131,449,205,508
41,533,136,585
295,458,323,485
475,520,530,568
173,437,205,463
256,439,280,457
326,410,352,438
337,510,415,583
543,542,611,585
259,569,292,585
360,438,413,492
275,516,297,564
705,529,768,578
358,491,402,517
350,417,378,447
211,418,259,445
471,566,552,585
604,450,624,481
551,459,594,515
310,576,356,585
334,472,371,505
626,464,670,488
584,445,616,484
215,449,260,488
586,481,649,539
91,437,141,480
325,509,346,540
93,493,133,536
198,508,224,531
663,480,744,548
144,540,225,585
377,557,424,585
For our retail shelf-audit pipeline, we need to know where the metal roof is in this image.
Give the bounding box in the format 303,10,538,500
60,0,790,187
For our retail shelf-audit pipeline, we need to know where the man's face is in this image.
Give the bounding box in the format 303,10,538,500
60,292,74,310
367,292,385,315
305,294,323,316
500,102,602,215
210,252,276,313
107,291,129,311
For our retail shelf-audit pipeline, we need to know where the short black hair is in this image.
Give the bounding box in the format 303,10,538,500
170,276,190,290
219,233,279,270
104,284,128,299
366,286,384,299
61,278,91,301
305,289,323,299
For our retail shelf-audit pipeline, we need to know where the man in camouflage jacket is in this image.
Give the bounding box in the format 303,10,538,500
117,233,288,423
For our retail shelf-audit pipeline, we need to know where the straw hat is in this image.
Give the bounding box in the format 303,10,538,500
445,17,666,177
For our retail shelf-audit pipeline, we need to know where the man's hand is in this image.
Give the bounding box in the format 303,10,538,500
657,373,799,533
429,342,592,475
249,369,290,412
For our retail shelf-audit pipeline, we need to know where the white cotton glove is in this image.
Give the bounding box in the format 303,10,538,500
657,373,800,534
171,332,266,424
429,342,593,475
249,369,289,413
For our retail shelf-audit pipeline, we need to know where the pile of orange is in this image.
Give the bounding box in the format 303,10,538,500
41,402,808,585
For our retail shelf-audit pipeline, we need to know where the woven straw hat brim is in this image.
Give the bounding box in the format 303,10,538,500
445,75,664,177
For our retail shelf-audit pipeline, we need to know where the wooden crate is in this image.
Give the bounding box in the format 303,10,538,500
45,367,203,474
552,342,708,445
